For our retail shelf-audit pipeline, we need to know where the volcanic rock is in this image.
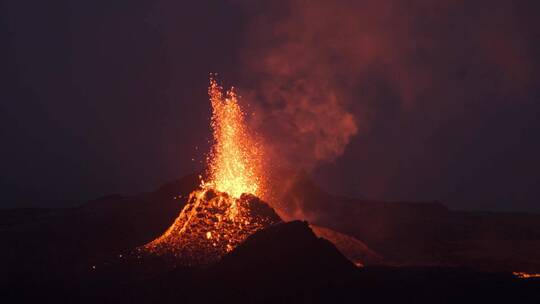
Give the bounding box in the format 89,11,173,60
212,220,356,282
158,220,356,302
142,188,282,266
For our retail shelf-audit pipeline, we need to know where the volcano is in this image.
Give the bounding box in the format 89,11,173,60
143,188,281,265
140,77,277,265
4,78,540,304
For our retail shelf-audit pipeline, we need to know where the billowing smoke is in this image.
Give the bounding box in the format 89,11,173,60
240,0,531,166
234,0,534,216
239,1,366,171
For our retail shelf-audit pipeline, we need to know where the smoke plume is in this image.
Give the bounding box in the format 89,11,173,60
239,0,532,167
235,0,535,215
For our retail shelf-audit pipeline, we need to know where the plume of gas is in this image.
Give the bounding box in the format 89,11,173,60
238,0,532,219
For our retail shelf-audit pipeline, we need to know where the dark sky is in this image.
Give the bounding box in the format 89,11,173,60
1,0,539,212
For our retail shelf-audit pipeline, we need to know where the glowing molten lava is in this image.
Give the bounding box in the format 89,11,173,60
143,77,280,265
205,79,264,199
513,272,540,279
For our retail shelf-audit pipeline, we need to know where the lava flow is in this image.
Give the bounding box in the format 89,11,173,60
143,78,281,265
513,272,540,279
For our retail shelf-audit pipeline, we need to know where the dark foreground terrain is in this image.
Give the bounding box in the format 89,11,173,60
4,220,540,304
2,173,540,303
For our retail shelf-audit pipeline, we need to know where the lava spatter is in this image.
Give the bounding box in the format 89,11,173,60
142,77,280,265
144,188,281,265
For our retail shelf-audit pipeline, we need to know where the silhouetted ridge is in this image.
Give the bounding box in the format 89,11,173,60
215,220,356,277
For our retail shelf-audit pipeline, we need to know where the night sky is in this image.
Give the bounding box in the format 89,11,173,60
2,0,539,212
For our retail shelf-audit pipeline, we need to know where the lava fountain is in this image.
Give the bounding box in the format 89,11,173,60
143,77,281,265
205,78,264,199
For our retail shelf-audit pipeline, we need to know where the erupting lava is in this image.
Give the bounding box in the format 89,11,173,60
205,78,264,198
143,77,280,265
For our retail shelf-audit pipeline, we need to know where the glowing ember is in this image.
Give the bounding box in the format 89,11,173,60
144,188,280,265
142,77,279,265
204,78,264,199
513,272,540,279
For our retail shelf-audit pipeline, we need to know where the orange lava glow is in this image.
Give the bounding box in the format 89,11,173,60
204,78,264,199
141,77,279,265
143,188,280,265
513,272,540,279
